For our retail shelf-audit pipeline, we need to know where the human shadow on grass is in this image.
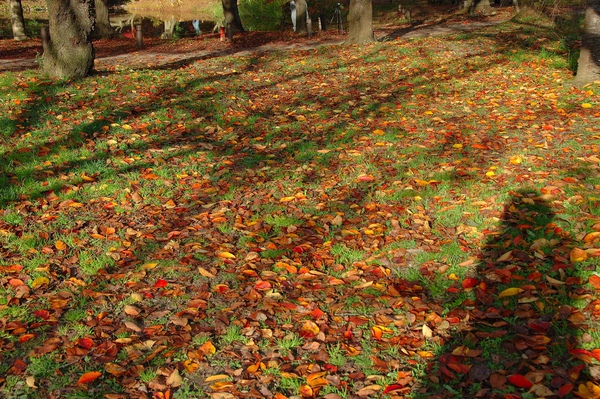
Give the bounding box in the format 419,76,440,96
414,189,597,398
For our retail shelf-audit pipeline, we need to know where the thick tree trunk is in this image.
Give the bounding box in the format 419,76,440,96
92,0,115,39
346,0,374,44
464,0,492,14
573,0,600,86
10,0,28,41
43,0,95,79
161,17,176,39
221,0,244,39
295,0,308,34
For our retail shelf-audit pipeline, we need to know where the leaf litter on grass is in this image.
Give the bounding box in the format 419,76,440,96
0,17,599,399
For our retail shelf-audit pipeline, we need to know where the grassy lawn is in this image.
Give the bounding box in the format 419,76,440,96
0,9,599,399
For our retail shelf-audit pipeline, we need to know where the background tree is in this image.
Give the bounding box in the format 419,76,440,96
463,0,492,15
10,0,28,41
222,0,244,39
573,0,600,86
294,0,308,33
346,0,373,44
43,0,95,79
92,0,116,39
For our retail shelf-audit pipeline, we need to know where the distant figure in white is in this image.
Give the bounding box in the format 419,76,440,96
290,0,297,31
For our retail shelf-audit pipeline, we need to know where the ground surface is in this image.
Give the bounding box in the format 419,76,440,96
0,9,512,72
1,6,599,399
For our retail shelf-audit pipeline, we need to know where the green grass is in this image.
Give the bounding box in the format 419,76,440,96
0,7,598,399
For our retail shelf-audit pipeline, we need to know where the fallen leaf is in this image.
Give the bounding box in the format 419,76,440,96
77,371,102,384
498,287,524,298
508,374,533,389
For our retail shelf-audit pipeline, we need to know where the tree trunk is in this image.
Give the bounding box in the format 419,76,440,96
222,0,244,39
161,17,176,39
92,0,115,39
295,0,307,34
573,0,600,87
10,0,28,41
346,0,374,44
43,0,95,79
464,0,492,15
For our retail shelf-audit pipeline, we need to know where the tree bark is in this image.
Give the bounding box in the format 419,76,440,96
573,0,600,86
295,0,308,34
10,0,28,41
161,17,176,39
463,0,492,15
222,0,244,39
43,0,95,79
346,0,374,44
92,0,115,39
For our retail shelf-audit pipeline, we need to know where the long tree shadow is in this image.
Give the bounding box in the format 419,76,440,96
419,189,597,397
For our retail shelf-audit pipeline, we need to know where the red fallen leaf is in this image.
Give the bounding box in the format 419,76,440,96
323,363,338,372
19,333,35,343
33,310,51,319
446,287,460,293
254,281,272,291
77,371,102,384
384,384,405,394
471,143,489,150
356,174,375,182
462,277,479,289
310,307,325,319
78,337,94,349
155,279,168,288
508,374,533,389
293,246,304,254
529,321,551,332
557,383,574,397
589,275,600,289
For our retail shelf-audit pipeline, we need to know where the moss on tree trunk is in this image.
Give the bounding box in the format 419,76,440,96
42,0,95,79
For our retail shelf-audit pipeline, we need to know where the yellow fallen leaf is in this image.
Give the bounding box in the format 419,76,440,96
210,381,234,391
31,277,49,289
141,263,158,270
55,240,67,250
205,374,230,382
581,103,592,108
279,196,296,203
498,287,524,298
509,155,523,164
217,251,235,259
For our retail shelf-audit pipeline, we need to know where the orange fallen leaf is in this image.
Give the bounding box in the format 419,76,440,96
570,248,588,263
589,275,600,289
77,371,102,384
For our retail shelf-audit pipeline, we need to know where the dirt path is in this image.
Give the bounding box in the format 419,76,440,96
0,16,510,73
